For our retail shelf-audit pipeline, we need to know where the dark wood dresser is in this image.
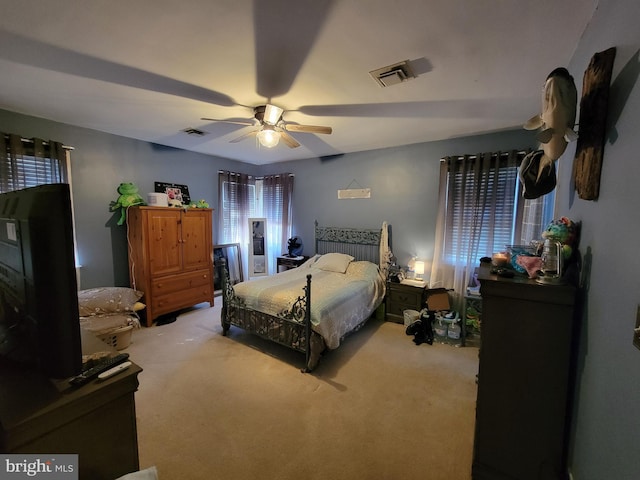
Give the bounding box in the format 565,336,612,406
385,281,426,323
0,331,142,480
473,264,578,480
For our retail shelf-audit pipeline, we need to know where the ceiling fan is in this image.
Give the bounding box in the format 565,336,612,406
201,103,332,149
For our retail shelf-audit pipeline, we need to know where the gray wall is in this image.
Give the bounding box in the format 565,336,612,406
258,132,533,271
556,0,640,478
0,108,533,288
0,109,252,288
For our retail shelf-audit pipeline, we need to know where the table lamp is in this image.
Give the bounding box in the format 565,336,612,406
414,260,425,280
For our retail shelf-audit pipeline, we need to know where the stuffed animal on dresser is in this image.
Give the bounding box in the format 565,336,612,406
110,182,145,225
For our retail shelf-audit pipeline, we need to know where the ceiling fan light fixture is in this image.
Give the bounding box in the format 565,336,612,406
257,127,280,148
263,104,283,125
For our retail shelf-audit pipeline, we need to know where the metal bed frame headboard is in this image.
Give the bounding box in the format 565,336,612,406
314,220,383,264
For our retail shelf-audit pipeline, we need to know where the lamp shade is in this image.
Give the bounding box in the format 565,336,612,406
414,260,425,275
257,127,280,148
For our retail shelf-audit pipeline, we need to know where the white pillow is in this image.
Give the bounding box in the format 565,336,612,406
314,253,354,273
299,255,321,268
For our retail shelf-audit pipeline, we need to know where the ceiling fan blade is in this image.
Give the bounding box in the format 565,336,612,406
253,0,335,99
284,124,332,135
0,31,238,108
297,99,522,119
201,117,254,126
230,130,259,143
279,131,301,148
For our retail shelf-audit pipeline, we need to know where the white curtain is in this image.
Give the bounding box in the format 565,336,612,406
379,221,393,279
262,174,294,275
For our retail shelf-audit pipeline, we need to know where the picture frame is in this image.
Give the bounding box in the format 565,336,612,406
213,243,243,294
154,181,191,205
248,217,267,277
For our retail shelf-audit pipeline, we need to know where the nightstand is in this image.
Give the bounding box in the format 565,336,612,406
276,255,309,272
385,281,427,323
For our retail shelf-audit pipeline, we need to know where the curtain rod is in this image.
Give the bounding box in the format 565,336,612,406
3,134,74,150
217,170,294,178
440,149,529,162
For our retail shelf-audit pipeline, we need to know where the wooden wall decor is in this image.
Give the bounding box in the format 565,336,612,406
573,47,617,200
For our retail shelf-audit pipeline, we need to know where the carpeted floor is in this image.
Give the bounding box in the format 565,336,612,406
122,302,479,480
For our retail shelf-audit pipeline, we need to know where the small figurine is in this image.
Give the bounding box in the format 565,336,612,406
188,199,209,209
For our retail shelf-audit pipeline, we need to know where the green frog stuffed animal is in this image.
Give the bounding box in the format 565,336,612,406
110,182,145,225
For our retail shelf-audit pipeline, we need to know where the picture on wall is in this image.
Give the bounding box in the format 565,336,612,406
154,181,191,205
249,218,267,277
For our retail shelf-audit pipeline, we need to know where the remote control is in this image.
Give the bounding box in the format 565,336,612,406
98,361,132,380
69,353,130,387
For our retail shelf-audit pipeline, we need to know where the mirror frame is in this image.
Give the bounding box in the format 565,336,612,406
248,217,268,277
213,243,243,293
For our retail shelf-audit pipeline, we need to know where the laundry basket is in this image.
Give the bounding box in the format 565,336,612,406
96,325,134,350
403,309,421,326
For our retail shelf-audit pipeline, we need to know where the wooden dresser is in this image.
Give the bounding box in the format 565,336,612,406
472,264,578,480
127,206,214,326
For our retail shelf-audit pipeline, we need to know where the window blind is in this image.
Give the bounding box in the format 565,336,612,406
0,134,68,193
443,151,524,264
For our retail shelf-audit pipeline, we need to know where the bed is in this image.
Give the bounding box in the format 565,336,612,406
221,221,391,372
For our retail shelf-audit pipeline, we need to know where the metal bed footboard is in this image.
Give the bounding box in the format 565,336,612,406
221,267,318,372
220,222,386,372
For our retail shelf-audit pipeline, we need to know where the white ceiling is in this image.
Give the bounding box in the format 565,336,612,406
0,0,597,165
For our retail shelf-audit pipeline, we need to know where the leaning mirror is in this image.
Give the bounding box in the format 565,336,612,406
213,243,243,294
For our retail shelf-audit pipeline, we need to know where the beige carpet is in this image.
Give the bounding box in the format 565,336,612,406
122,302,479,480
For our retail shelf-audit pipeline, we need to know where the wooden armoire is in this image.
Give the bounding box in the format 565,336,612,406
127,206,214,326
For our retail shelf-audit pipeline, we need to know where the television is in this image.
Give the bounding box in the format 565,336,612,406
0,183,82,379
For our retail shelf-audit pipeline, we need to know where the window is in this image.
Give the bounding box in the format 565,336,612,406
431,150,554,304
218,171,294,276
0,133,78,268
443,151,554,264
0,134,69,193
220,177,257,240
444,156,518,263
519,189,555,245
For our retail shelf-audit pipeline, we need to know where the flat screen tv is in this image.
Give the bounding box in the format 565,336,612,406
0,183,82,378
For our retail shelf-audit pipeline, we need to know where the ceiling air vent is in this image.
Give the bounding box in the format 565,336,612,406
182,127,207,136
369,60,416,87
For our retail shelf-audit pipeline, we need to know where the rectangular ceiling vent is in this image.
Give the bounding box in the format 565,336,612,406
369,60,416,87
182,127,207,136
